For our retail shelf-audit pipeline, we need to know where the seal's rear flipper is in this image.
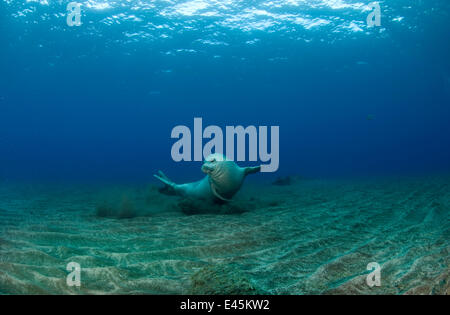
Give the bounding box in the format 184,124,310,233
157,171,172,182
154,171,178,195
244,166,261,176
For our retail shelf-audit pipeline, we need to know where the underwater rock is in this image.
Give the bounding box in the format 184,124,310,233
175,192,282,215
188,264,263,295
271,175,300,186
176,198,249,215
96,195,137,219
95,186,176,219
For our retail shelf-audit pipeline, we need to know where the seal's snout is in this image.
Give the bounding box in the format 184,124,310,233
202,162,214,174
202,153,223,174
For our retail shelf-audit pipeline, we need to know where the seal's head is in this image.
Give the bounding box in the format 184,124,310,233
202,154,245,201
201,153,227,174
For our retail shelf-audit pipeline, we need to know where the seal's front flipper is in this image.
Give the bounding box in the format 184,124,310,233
244,166,261,176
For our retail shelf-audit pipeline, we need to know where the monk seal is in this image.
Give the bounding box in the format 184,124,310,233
154,153,260,203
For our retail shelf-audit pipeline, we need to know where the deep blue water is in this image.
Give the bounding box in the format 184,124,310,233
1,0,450,183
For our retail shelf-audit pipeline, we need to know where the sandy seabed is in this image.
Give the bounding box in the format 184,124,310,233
0,177,448,294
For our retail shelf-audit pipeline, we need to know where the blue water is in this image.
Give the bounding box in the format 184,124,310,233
1,0,449,182
0,0,449,295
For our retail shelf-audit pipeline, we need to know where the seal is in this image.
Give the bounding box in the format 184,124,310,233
154,154,260,203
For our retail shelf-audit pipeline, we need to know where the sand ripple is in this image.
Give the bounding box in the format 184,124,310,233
0,178,449,294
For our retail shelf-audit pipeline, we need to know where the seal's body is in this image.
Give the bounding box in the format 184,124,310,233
154,154,260,202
